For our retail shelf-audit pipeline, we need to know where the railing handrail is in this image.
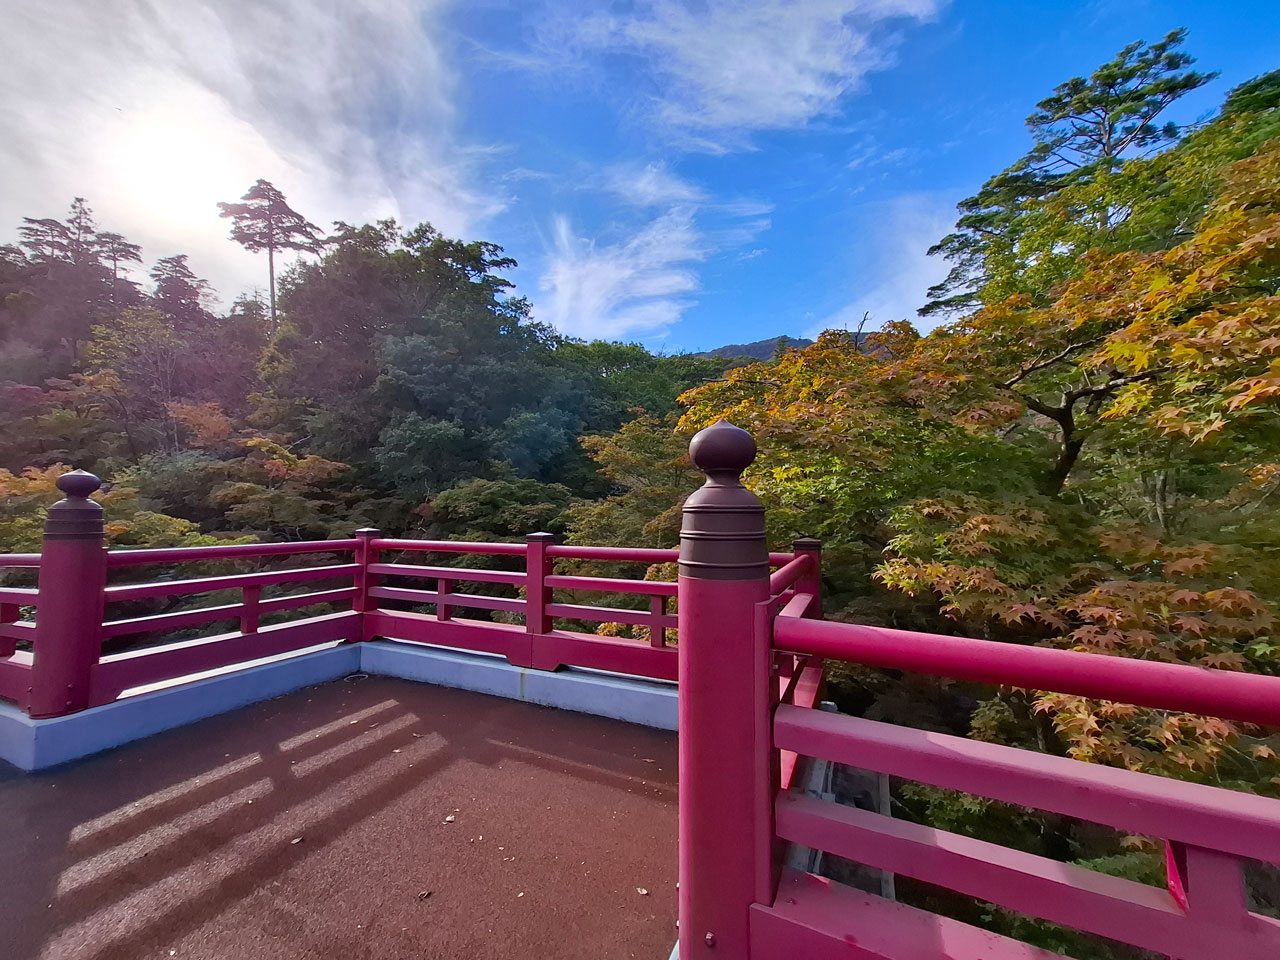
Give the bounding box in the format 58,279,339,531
370,537,527,556
106,540,359,566
0,553,42,568
775,614,1280,727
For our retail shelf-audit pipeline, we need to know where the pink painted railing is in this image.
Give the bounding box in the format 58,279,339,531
0,469,806,720
674,422,1280,960
0,553,40,712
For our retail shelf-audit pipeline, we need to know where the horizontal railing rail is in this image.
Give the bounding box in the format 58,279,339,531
370,537,526,556
105,539,359,567
775,615,1280,727
761,613,1280,960
0,553,42,567
770,701,1280,959
77,542,368,705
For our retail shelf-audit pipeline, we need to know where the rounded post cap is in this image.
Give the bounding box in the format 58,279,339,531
56,469,102,499
688,420,756,476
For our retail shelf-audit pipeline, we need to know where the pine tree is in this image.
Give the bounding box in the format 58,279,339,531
921,29,1215,318
217,180,322,327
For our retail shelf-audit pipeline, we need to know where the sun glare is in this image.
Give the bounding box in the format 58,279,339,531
102,91,290,233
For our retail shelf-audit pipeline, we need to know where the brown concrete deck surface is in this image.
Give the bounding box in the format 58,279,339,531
0,676,678,960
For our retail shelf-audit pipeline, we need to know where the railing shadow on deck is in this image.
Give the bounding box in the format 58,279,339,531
0,677,678,960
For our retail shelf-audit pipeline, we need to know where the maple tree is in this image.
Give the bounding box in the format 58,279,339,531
657,71,1280,794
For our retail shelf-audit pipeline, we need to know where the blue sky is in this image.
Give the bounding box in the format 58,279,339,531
3,2,1277,352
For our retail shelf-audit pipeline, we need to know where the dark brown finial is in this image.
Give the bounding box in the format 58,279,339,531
55,469,102,500
679,421,768,581
45,470,104,542
688,420,757,480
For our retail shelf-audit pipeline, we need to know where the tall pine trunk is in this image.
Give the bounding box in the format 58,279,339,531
267,242,277,330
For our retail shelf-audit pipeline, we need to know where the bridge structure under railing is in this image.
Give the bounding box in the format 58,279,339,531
3,420,1280,960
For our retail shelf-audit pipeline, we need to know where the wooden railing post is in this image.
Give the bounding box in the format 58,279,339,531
678,421,772,959
30,470,107,718
240,586,261,635
523,532,555,669
353,528,380,642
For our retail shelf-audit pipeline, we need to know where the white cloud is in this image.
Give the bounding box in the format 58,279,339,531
603,162,708,206
0,0,498,302
537,208,705,340
580,0,942,147
538,158,773,341
807,192,955,338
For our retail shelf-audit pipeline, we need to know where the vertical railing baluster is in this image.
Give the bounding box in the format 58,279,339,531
353,528,380,643
649,594,666,647
0,601,18,658
436,578,453,621
678,421,773,959
1168,841,1252,920
30,470,107,718
240,585,261,634
523,533,555,669
791,537,822,617
782,537,822,683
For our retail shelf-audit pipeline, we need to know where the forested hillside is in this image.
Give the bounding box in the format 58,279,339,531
0,199,723,551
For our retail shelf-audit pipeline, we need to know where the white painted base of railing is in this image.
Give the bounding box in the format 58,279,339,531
0,640,678,771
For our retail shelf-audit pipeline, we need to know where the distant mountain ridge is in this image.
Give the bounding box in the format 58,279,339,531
697,335,814,361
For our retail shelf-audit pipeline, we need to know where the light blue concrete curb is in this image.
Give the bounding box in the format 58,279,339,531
0,640,677,771
362,640,678,731
0,645,360,771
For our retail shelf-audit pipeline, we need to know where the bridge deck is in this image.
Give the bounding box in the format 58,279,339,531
0,676,678,960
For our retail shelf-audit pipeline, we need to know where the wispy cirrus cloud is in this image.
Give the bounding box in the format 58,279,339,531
0,0,498,300
539,160,773,341
538,208,705,340
809,192,955,337
601,162,709,207
577,0,943,150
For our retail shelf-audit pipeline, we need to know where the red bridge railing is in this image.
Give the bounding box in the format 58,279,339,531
674,421,1280,960
0,467,802,719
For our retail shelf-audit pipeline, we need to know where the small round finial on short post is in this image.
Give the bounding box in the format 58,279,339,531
688,420,757,484
44,470,104,542
55,469,102,500
680,421,767,581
